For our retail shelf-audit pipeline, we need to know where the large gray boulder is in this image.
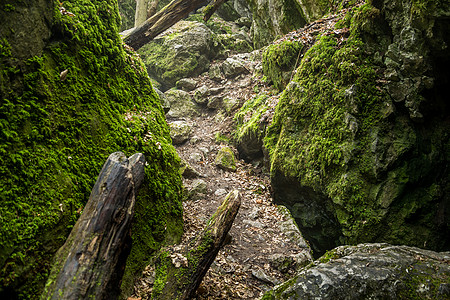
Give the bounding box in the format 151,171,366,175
264,243,450,299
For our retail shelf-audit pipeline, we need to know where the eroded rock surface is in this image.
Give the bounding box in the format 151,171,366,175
264,243,450,300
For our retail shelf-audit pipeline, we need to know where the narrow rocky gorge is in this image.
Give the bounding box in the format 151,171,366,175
1,0,449,299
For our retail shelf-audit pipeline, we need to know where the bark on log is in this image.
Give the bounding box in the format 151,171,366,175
41,152,146,300
124,0,209,50
152,190,241,299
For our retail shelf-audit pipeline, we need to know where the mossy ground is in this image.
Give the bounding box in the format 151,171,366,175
0,0,182,298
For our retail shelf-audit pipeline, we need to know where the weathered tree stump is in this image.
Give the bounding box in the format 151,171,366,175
41,152,146,300
152,190,241,299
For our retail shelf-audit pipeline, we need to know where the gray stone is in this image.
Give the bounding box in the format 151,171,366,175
268,253,311,274
277,205,311,250
209,64,223,82
198,147,209,156
214,188,228,196
169,121,191,145
251,268,281,285
242,219,265,229
193,85,210,105
180,159,203,179
190,135,202,144
164,89,199,118
176,78,197,91
207,95,224,109
185,179,208,200
221,57,248,78
189,152,203,162
265,244,450,300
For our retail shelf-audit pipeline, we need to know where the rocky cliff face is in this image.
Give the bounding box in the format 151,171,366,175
0,0,182,298
246,0,333,48
263,0,450,255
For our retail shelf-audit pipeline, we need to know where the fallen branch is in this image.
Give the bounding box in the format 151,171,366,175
152,190,241,299
123,0,209,50
41,152,146,300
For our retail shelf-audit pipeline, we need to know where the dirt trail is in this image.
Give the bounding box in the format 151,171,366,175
132,55,312,300
131,8,356,298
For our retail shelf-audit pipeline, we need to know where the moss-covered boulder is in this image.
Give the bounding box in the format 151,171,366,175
138,21,215,91
215,146,237,172
169,120,192,145
264,1,450,255
0,0,182,298
263,243,450,299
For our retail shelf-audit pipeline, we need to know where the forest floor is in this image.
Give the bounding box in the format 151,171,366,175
131,7,354,299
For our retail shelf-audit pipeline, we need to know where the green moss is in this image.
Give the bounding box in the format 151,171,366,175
215,146,237,172
0,0,182,298
264,5,390,245
138,27,206,90
317,248,340,264
234,94,270,144
262,40,304,91
264,2,449,251
214,132,231,144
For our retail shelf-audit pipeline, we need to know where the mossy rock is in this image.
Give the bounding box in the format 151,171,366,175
264,243,450,299
138,21,214,91
246,0,309,48
215,146,237,172
0,0,183,298
234,94,271,161
262,40,304,91
264,1,450,255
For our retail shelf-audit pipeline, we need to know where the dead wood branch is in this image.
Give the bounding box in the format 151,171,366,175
41,152,146,300
152,190,241,299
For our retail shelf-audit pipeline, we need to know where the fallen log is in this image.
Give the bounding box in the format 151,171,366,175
152,190,241,299
41,152,146,300
123,0,209,50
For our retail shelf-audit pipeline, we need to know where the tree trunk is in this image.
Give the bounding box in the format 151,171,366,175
123,0,209,50
203,0,228,21
148,0,159,18
41,152,146,300
152,190,241,299
135,0,151,27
